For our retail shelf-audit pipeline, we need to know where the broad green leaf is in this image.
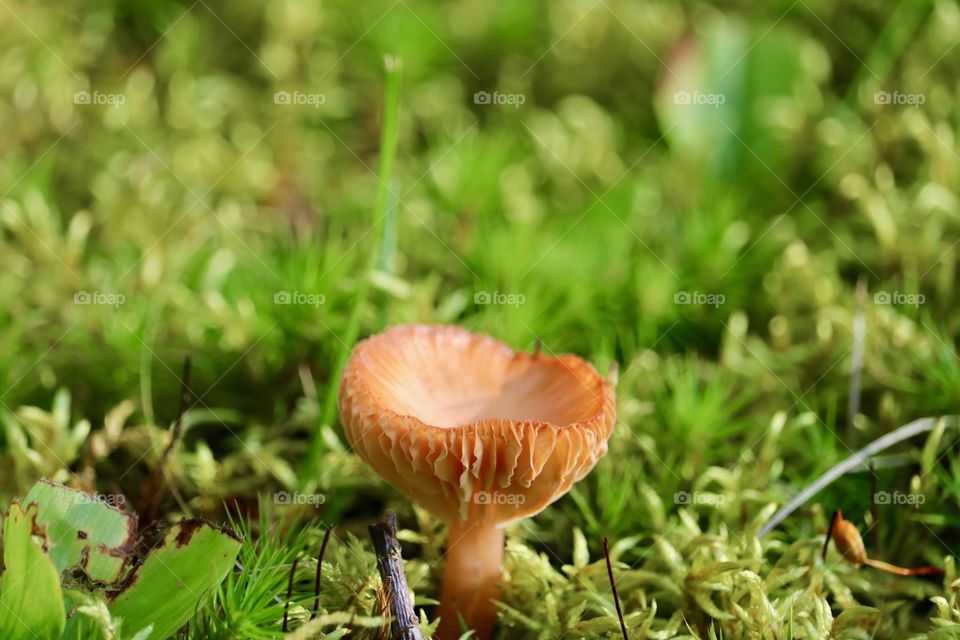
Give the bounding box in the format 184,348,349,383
25,479,136,584
109,521,241,640
654,15,819,180
0,502,66,640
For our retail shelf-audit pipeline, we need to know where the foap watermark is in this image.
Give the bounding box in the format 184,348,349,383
673,91,726,108
74,493,127,508
273,91,326,108
673,491,726,507
474,290,525,308
473,90,526,108
874,90,925,107
273,491,326,507
75,291,126,308
274,291,326,307
873,290,924,308
674,291,725,308
474,491,525,506
874,491,924,506
74,90,125,108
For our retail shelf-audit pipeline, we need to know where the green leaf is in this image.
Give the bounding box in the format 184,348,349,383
0,502,66,640
24,479,136,584
654,15,816,180
109,521,241,640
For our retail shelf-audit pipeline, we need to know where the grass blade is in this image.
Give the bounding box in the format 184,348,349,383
304,55,403,478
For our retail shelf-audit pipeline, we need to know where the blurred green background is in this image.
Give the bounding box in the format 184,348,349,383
4,0,960,637
2,0,955,421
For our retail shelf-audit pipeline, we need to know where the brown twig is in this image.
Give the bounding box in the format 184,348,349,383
603,537,628,640
533,338,542,358
864,558,944,576
283,558,299,632
822,510,841,560
368,513,427,640
312,527,333,619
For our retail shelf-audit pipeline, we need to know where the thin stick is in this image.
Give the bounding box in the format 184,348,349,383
822,510,840,561
368,513,426,640
534,338,542,357
312,527,333,619
603,537,628,640
864,558,944,577
283,558,299,632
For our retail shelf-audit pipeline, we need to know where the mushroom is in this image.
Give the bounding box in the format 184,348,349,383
339,324,617,639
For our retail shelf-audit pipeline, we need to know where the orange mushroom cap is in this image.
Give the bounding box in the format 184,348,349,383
339,324,617,526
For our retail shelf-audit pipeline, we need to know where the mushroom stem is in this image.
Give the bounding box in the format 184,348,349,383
436,519,504,640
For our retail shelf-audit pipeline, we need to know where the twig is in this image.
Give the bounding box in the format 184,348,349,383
534,338,542,357
822,510,841,560
864,558,944,576
603,537,628,640
283,558,299,632
368,513,426,640
312,527,333,619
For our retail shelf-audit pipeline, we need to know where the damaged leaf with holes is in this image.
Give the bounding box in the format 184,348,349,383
24,479,137,584
0,481,241,640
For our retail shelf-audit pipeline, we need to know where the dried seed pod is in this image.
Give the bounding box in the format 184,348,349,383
830,510,868,566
